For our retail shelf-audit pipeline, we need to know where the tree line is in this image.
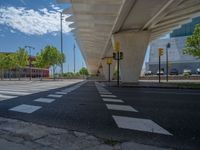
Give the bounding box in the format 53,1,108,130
0,45,65,80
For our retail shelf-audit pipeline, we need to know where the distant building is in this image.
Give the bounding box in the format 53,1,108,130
146,17,200,74
0,52,49,78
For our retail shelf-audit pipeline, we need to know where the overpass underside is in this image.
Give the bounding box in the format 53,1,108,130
58,0,200,82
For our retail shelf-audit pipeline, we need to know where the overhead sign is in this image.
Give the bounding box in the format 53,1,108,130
115,41,120,52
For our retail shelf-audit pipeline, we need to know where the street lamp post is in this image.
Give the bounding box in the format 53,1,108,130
60,12,64,78
166,43,170,82
73,44,76,73
25,46,35,80
106,57,113,82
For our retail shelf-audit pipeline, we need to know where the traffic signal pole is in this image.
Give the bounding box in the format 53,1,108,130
159,55,161,83
117,52,120,87
108,63,111,82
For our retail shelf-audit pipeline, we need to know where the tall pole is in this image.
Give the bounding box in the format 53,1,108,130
73,44,76,73
159,55,161,83
108,64,111,82
166,43,170,82
117,52,120,86
60,12,63,77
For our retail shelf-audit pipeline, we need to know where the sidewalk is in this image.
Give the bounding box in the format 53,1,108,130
0,117,172,150
100,80,200,89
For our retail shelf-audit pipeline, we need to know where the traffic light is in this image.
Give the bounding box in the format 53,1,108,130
120,52,123,60
113,52,116,60
158,48,164,56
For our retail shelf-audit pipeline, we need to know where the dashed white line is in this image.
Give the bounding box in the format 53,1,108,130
34,98,55,103
106,104,138,112
102,98,124,103
112,115,172,135
48,94,62,98
101,95,116,98
0,94,17,99
9,104,42,114
56,92,67,95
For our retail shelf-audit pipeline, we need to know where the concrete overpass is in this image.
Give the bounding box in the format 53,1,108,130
57,0,200,82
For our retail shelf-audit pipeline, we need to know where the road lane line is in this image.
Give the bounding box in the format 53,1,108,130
0,94,17,99
56,92,68,95
112,115,172,136
34,98,55,103
0,91,30,96
106,104,138,112
9,104,41,114
102,98,124,103
48,94,62,98
101,95,116,98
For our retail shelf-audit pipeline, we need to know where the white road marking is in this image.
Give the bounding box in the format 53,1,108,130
102,98,124,103
34,98,55,103
99,92,112,94
56,92,67,95
101,95,116,98
48,94,62,98
0,91,30,96
0,94,17,99
9,104,41,114
112,116,172,135
106,104,138,112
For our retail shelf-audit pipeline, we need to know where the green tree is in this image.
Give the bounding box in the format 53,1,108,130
0,53,5,80
15,48,29,80
35,50,49,80
42,45,65,80
79,67,89,76
1,53,16,80
183,24,200,58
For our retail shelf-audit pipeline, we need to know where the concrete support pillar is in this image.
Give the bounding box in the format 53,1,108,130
102,59,116,81
112,31,150,83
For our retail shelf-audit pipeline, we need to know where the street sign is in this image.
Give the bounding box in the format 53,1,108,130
106,58,113,65
115,41,120,52
158,48,164,56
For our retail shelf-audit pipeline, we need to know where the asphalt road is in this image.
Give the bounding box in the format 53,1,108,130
0,80,199,150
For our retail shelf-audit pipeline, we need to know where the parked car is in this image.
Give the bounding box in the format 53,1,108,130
197,68,200,74
170,68,179,75
145,70,153,76
183,69,192,75
156,70,164,75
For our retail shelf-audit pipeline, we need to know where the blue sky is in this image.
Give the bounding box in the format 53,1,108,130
0,0,85,73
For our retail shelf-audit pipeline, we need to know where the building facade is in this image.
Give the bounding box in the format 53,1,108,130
146,17,200,74
0,52,49,78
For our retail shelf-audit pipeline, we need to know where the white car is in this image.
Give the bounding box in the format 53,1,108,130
156,70,164,75
183,69,192,75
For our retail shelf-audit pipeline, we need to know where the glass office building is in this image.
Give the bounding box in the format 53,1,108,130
146,16,200,74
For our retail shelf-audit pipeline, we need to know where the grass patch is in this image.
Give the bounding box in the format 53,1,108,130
177,83,200,89
104,139,120,146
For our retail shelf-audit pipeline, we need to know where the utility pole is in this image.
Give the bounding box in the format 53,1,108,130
166,43,170,82
158,48,164,83
25,46,35,81
106,57,112,82
60,12,64,78
73,44,76,73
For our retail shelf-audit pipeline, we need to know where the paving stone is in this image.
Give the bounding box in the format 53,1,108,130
74,131,88,137
121,142,173,150
87,144,113,150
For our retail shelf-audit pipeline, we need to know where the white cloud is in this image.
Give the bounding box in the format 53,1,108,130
10,29,16,33
51,4,61,11
0,6,72,35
